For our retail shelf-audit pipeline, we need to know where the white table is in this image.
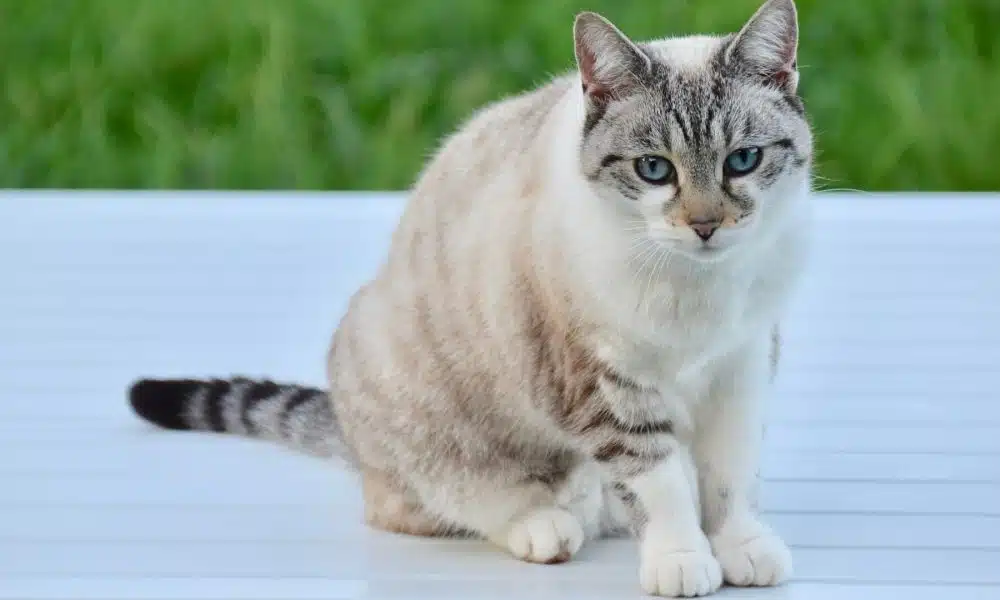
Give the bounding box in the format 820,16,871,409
2,191,998,599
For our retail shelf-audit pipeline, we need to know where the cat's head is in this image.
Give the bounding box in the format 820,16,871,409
574,0,812,261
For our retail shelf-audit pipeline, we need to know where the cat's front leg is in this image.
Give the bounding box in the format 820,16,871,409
617,451,723,597
695,338,792,588
583,369,721,596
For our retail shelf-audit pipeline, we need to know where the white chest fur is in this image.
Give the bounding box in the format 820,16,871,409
595,216,807,396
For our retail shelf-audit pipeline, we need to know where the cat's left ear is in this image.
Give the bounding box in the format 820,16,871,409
726,0,799,93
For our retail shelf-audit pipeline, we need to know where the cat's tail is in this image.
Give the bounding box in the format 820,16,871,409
128,376,356,465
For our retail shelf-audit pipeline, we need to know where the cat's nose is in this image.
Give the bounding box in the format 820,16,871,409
689,220,720,241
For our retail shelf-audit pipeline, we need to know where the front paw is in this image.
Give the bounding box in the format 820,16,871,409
710,527,792,587
504,507,584,564
639,543,723,597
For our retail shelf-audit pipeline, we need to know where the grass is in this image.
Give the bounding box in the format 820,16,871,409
0,0,997,191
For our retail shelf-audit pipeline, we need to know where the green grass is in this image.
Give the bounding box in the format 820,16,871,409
1,0,997,191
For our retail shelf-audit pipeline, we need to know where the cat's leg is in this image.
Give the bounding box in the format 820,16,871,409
342,385,589,562
557,460,622,540
576,373,721,596
695,336,792,588
403,466,587,564
361,468,453,537
363,466,585,564
361,423,592,565
617,448,724,597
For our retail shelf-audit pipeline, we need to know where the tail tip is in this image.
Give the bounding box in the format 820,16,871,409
128,378,196,430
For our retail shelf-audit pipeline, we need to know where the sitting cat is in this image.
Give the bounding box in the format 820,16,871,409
129,0,812,595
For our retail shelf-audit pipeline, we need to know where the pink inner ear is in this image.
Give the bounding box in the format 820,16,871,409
778,38,797,72
580,63,613,103
746,36,797,89
583,79,612,103
769,53,796,88
578,46,603,98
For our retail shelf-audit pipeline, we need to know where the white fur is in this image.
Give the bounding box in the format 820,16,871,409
644,35,727,72
537,9,809,591
538,73,806,593
631,453,724,596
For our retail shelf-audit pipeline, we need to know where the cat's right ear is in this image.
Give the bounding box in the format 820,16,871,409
573,12,650,105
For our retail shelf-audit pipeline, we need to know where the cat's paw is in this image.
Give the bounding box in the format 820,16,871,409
639,543,723,597
505,507,584,564
711,528,792,587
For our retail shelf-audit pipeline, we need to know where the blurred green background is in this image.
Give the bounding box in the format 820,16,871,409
1,0,997,191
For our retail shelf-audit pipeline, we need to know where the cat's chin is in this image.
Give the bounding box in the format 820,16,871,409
674,243,736,263
647,237,742,263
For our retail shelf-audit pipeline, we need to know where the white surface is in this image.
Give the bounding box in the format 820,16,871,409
2,190,1000,599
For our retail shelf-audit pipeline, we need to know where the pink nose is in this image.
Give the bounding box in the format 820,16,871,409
689,221,720,241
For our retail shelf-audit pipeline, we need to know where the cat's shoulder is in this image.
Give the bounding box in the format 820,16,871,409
428,76,574,165
407,75,574,202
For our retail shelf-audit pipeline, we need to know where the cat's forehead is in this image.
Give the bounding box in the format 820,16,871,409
600,71,785,157
641,35,730,73
638,35,752,111
614,37,789,147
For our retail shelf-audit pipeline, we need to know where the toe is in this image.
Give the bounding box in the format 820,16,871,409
505,508,583,564
713,532,792,587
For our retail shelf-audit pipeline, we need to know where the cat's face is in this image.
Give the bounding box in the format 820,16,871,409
575,0,812,261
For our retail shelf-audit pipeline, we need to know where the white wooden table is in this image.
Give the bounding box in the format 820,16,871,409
2,191,998,600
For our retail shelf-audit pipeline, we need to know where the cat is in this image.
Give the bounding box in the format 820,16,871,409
128,0,813,596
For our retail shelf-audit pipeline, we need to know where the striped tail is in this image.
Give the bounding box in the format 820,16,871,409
128,376,354,463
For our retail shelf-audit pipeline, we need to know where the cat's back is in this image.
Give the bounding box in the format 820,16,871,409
367,74,575,305
409,75,573,203
330,76,577,381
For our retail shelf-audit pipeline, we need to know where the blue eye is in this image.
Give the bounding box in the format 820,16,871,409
634,155,674,185
724,147,763,177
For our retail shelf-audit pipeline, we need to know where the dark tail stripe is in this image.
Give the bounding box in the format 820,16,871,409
280,387,322,437
204,379,231,432
242,379,282,434
129,379,202,430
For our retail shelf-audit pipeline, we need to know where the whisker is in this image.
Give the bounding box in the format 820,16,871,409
639,244,669,318
646,245,674,316
628,242,660,275
813,186,871,195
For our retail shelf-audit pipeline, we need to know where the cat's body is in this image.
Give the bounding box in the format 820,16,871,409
129,1,813,596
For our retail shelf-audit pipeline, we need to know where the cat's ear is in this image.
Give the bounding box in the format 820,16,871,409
573,12,650,105
727,0,799,93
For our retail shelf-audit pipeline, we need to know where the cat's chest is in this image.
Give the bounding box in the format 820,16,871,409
660,241,802,351
604,262,797,385
657,274,781,350
673,272,782,347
